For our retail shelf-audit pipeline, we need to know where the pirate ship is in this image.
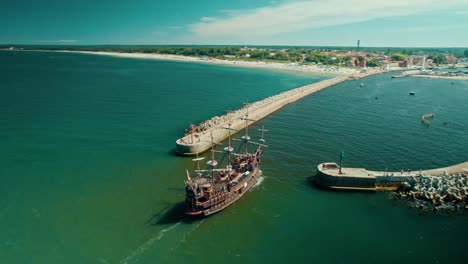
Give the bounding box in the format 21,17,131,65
184,113,267,217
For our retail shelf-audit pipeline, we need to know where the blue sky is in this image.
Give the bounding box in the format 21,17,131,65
2,0,468,47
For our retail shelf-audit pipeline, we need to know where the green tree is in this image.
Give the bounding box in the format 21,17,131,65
249,50,268,60
273,52,289,61
306,51,331,64
343,55,353,62
334,56,344,64
366,59,383,67
391,53,407,61
430,55,447,65
287,49,302,62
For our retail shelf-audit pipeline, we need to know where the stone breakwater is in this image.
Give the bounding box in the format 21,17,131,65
394,172,468,212
176,70,384,155
316,161,468,212
186,76,346,135
315,162,468,191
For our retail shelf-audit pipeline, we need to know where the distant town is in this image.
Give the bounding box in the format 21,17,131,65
3,44,468,73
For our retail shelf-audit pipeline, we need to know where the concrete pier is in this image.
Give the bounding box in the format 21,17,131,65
176,70,383,155
315,162,468,191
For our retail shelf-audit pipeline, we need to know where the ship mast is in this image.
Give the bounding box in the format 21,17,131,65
240,107,255,155
222,120,236,176
192,152,205,178
258,125,268,143
206,131,218,179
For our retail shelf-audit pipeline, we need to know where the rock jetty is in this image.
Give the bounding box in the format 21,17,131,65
394,172,468,212
176,70,384,155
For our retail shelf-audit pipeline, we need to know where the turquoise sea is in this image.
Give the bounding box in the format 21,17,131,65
1,51,467,264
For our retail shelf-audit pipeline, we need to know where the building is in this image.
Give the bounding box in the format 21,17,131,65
358,58,366,67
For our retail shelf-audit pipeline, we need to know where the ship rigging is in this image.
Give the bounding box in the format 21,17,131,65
184,114,267,216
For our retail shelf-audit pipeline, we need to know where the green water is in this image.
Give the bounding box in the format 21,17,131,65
1,51,467,264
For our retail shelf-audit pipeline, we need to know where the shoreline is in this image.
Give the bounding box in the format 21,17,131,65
10,49,361,76
2,49,387,155
411,74,468,80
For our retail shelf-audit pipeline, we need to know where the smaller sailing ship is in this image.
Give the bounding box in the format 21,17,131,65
184,114,267,217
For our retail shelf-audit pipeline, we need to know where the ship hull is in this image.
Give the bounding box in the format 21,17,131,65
185,168,261,217
204,168,260,216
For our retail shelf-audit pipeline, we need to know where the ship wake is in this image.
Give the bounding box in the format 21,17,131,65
120,222,181,264
252,174,266,190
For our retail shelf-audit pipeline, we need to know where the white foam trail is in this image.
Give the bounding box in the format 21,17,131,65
120,222,181,264
252,175,266,189
98,258,110,264
177,219,205,248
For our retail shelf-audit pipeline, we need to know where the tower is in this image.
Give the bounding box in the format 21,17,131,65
357,40,360,51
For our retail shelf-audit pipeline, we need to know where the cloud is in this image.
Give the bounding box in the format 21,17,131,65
402,24,466,32
153,25,183,35
455,10,468,15
188,0,468,40
200,17,216,22
57,40,78,43
152,30,167,36
167,25,182,30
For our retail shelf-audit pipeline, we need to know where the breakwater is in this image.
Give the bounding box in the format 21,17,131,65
315,161,468,191
176,70,383,155
395,173,468,212
315,161,468,212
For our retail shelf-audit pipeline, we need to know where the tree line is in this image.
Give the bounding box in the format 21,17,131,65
2,45,467,65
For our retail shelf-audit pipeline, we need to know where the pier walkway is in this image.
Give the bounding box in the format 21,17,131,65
176,70,384,155
369,161,468,177
316,162,468,191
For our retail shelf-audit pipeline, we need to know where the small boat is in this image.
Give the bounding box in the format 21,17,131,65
421,113,434,126
409,91,415,95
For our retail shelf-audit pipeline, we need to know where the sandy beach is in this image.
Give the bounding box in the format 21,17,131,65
51,50,360,76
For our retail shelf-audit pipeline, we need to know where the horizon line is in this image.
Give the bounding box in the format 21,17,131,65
1,44,468,49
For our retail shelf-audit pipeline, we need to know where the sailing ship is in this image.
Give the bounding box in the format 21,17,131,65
184,113,267,217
